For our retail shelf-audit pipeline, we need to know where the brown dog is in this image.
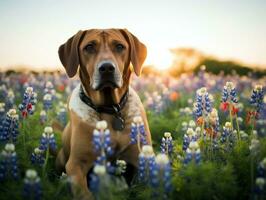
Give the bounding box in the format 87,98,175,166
56,29,151,199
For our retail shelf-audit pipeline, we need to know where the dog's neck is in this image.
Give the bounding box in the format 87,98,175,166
80,71,130,106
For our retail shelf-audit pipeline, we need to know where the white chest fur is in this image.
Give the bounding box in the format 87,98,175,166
68,84,142,125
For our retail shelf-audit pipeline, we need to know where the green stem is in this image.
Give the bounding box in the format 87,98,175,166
250,154,254,195
43,146,49,178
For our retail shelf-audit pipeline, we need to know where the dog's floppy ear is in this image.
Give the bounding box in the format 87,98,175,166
120,29,147,76
58,30,86,78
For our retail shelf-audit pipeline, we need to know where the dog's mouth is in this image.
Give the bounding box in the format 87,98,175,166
95,80,119,90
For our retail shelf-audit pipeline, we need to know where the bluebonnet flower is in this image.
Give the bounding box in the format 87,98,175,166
0,143,19,181
23,169,42,200
160,132,173,156
57,107,67,126
0,103,5,122
138,145,155,183
250,85,264,116
150,154,172,199
39,127,56,152
184,141,201,165
208,108,220,135
39,110,47,125
255,158,266,195
93,121,113,164
30,147,45,166
0,109,19,142
145,91,165,113
89,164,108,193
19,87,37,118
43,93,53,111
130,116,147,151
6,89,15,109
222,82,238,103
182,127,199,151
194,87,212,119
44,81,55,95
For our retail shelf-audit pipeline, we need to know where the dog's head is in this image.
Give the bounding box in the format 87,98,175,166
58,29,147,90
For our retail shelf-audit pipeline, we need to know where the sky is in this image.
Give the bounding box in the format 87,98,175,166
0,0,265,70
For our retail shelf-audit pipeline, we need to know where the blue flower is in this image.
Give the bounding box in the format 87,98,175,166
138,145,155,183
43,94,53,111
0,143,19,181
93,121,113,165
57,107,67,126
182,127,199,151
184,141,201,165
0,109,19,143
160,132,173,156
150,154,172,199
18,87,37,118
39,127,56,152
89,164,107,193
130,116,147,147
30,147,45,166
23,169,42,200
222,82,238,103
250,85,264,115
194,87,212,118
39,110,47,125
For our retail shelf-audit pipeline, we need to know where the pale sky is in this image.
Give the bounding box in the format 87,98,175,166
0,0,265,70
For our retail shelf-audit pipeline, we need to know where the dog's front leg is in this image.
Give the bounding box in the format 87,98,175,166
66,158,93,200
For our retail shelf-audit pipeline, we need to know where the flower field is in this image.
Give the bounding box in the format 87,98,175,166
0,68,265,200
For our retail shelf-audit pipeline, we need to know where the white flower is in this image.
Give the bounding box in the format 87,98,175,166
26,169,38,179
93,165,106,175
96,120,107,130
43,93,52,101
181,122,188,127
34,147,43,154
133,116,143,124
186,128,194,136
254,85,263,92
7,109,18,120
197,87,207,96
141,145,154,157
44,126,53,134
224,122,232,129
26,87,33,94
155,153,169,166
5,143,15,152
256,178,265,188
164,132,172,138
40,110,47,116
225,82,235,90
188,120,196,128
189,141,199,151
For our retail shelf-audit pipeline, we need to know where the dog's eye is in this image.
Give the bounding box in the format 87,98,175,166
84,43,96,53
115,43,125,52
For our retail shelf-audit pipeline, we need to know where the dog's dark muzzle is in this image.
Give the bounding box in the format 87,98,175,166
96,62,119,90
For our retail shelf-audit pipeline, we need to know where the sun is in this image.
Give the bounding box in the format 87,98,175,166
145,47,173,70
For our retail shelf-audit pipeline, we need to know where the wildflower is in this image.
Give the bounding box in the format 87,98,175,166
115,160,127,175
19,87,37,118
44,81,55,96
43,93,53,111
93,121,113,164
255,178,265,194
0,102,5,121
194,87,212,119
89,164,107,193
184,141,201,164
0,109,19,142
0,143,19,181
138,145,155,183
150,154,172,199
57,107,67,126
6,89,15,109
31,147,45,166
39,127,56,151
160,132,173,156
222,82,238,103
23,169,42,200
39,110,47,125
130,116,147,150
182,127,198,151
250,85,264,116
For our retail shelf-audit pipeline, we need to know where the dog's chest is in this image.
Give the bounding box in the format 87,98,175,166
68,84,142,127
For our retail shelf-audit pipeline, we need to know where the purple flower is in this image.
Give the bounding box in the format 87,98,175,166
0,109,19,142
184,141,201,165
23,169,42,200
194,87,212,118
130,116,147,148
18,87,37,118
0,143,19,181
222,82,238,103
160,132,173,156
250,85,264,115
31,147,45,166
150,154,172,199
138,145,155,183
39,127,56,152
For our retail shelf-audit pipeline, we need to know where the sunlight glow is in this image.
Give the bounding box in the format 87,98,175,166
145,47,173,70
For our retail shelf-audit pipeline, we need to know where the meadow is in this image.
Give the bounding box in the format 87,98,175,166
0,67,265,200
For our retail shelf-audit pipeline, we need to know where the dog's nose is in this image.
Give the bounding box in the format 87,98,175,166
99,63,115,74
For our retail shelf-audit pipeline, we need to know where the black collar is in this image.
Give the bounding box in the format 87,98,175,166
79,85,128,114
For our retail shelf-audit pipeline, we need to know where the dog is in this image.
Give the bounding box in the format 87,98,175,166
56,29,152,199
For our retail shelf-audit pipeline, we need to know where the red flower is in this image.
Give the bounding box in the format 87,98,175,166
220,102,229,111
231,106,239,115
22,110,28,118
27,103,32,110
